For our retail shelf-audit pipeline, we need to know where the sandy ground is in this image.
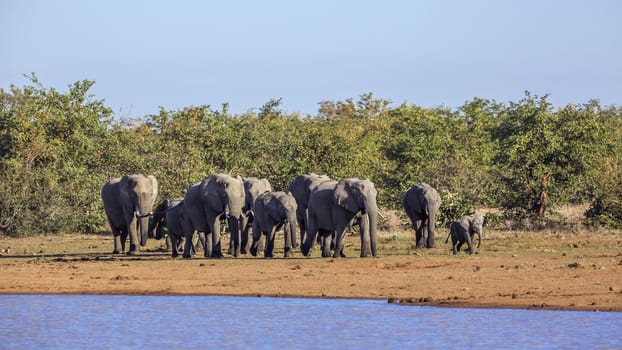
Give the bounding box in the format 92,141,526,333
0,229,621,311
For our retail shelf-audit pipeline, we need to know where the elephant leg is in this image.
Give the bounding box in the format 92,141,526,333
194,233,205,255
421,219,430,249
169,234,180,258
249,234,262,257
332,227,348,258
456,240,464,253
204,231,214,258
451,236,458,255
227,237,234,255
415,220,425,249
250,219,265,257
301,217,318,257
178,236,190,255
111,227,124,254
166,235,175,252
182,233,195,259
205,217,222,258
264,227,276,258
465,234,474,254
298,208,308,248
321,231,332,258
240,216,251,254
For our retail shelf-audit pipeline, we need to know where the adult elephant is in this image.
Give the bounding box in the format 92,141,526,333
238,177,272,254
101,174,159,255
250,191,298,258
182,174,245,259
302,178,378,258
403,183,441,249
288,174,331,247
446,215,484,255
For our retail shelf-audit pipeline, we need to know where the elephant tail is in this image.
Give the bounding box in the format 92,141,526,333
445,230,450,244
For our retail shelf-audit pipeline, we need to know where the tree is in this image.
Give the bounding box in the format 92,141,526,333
0,75,113,235
492,92,608,216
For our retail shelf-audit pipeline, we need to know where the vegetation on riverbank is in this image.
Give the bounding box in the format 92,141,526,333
1,75,621,236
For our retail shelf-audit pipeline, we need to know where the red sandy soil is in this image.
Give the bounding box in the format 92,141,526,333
1,229,621,311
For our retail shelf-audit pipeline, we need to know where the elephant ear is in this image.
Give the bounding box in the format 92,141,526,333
334,180,359,213
267,196,284,222
119,176,135,213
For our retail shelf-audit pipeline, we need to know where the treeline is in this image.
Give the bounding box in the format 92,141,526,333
1,76,621,236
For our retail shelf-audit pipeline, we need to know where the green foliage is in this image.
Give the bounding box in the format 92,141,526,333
437,192,473,227
1,78,621,235
491,93,613,218
0,75,113,235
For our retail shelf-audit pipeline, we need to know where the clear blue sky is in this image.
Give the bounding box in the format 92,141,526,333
2,0,621,117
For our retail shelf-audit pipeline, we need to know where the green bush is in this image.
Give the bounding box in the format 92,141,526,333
1,77,620,235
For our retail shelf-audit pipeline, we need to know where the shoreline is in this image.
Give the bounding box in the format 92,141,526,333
1,291,619,312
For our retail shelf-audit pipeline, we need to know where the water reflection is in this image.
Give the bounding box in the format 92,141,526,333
0,295,620,349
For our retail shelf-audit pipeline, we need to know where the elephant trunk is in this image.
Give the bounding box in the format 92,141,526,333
287,212,298,249
365,201,378,257
135,206,153,247
301,233,313,256
228,215,241,251
427,211,436,248
139,215,150,246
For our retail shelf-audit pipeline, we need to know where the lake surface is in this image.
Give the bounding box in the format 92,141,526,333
0,295,620,349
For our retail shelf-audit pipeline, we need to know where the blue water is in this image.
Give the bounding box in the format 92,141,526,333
0,295,620,349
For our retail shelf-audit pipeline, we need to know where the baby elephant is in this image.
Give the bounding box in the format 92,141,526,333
250,191,298,258
446,215,484,255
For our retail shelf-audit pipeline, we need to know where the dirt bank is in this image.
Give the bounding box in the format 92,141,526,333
1,229,620,311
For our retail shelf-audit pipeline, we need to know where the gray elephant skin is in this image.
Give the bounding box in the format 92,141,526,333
148,198,194,258
149,198,182,240
403,183,441,249
239,177,272,254
250,191,298,258
101,174,159,255
288,174,331,246
302,178,378,258
182,174,245,258
446,215,484,254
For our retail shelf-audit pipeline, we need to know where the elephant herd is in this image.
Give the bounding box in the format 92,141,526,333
101,173,483,258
